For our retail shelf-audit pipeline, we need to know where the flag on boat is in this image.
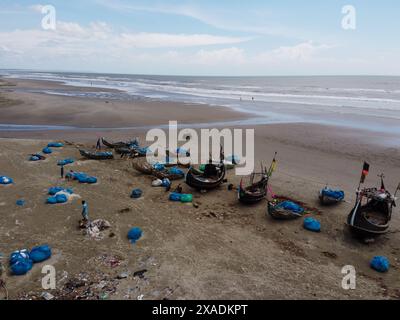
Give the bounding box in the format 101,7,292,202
360,162,370,184
268,153,278,177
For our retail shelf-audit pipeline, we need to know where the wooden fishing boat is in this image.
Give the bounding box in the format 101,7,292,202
267,198,305,220
347,187,395,238
132,159,185,181
185,163,226,191
79,149,114,160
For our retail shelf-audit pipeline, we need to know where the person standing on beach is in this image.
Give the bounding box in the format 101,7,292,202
60,165,64,179
96,138,101,150
81,200,89,222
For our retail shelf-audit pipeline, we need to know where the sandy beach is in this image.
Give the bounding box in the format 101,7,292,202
1,78,399,300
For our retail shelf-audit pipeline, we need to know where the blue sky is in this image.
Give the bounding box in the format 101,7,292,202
0,0,399,75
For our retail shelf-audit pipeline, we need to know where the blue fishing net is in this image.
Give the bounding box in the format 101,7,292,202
276,201,305,214
321,188,345,200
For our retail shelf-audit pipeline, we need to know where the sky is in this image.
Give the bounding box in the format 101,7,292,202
0,0,399,76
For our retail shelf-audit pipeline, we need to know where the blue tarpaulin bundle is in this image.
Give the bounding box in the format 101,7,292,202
153,163,165,172
42,147,53,154
321,188,345,201
67,172,98,184
370,256,390,273
275,201,305,214
57,158,75,166
169,192,182,202
127,227,143,244
225,155,241,164
169,167,184,176
30,245,52,263
162,178,171,188
0,176,13,185
48,187,73,195
48,142,64,148
16,199,25,206
303,217,321,232
131,189,143,199
9,250,33,276
29,155,40,161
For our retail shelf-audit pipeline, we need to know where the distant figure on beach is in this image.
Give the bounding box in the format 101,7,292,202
96,138,101,150
60,165,64,179
81,200,89,222
252,97,254,101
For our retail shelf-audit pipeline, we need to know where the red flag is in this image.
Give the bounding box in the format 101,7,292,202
360,162,370,184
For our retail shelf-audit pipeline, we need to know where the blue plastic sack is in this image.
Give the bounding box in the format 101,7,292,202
48,186,64,195
57,158,75,166
162,178,171,188
169,167,184,176
46,196,58,204
30,245,52,263
321,188,345,201
153,163,165,172
128,227,143,243
131,189,143,199
303,217,321,232
42,147,53,154
169,192,182,202
9,250,33,276
29,155,40,161
55,194,68,203
16,199,25,206
370,256,390,273
48,142,64,148
86,176,97,184
0,176,13,185
276,201,305,214
10,259,33,276
9,250,30,266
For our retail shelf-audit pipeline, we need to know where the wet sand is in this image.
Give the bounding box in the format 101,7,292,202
0,78,399,300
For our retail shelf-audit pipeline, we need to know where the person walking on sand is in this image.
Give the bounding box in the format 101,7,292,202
81,200,89,223
96,138,101,150
60,165,64,179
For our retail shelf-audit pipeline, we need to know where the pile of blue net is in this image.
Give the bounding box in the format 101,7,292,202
48,142,64,148
370,256,390,273
153,163,165,172
275,201,305,214
131,189,143,199
0,175,13,185
46,187,74,204
320,188,345,201
42,147,53,154
303,217,321,232
66,172,98,184
127,227,143,244
169,167,184,176
9,246,52,276
57,158,75,166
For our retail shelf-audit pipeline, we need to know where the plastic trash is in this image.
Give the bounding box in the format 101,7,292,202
162,178,171,188
370,256,390,273
180,194,193,203
169,192,182,202
131,189,143,199
48,142,64,148
152,179,163,187
0,176,13,185
30,245,52,263
127,227,143,244
16,199,25,206
303,217,321,232
42,147,53,154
